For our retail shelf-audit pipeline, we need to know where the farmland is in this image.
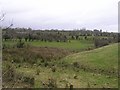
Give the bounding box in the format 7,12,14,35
3,39,94,52
0,0,119,88
2,43,119,88
2,28,119,88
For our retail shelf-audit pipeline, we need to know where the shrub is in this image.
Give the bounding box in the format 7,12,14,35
44,62,49,67
94,38,109,48
51,66,56,72
16,41,25,48
14,72,34,87
22,76,34,85
36,68,40,75
2,62,15,82
47,78,57,88
73,74,77,79
2,44,7,49
70,85,73,89
73,62,80,68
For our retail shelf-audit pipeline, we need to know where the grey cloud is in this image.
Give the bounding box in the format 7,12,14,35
0,0,119,32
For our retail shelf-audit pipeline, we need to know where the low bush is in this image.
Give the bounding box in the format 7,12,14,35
94,38,109,48
73,62,80,68
36,68,40,75
51,66,56,72
2,63,15,82
47,78,57,88
22,76,34,85
16,41,25,48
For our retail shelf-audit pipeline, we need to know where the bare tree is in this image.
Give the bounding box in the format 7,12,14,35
0,12,13,29
0,13,5,21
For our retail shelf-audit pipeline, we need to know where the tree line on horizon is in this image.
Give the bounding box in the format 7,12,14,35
2,27,120,48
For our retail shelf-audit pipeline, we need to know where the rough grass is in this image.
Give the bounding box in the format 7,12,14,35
15,63,118,88
2,43,118,88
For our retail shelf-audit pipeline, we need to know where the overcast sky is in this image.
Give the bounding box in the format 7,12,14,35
0,0,119,32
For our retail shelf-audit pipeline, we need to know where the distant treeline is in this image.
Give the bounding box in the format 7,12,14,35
2,27,120,47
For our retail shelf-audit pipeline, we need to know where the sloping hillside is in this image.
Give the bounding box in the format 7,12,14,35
2,43,119,88
62,43,118,74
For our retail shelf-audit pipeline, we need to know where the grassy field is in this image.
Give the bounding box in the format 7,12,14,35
2,43,118,88
3,40,94,51
61,43,118,73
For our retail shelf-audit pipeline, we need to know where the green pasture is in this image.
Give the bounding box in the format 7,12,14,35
61,43,118,72
3,39,94,51
2,38,119,88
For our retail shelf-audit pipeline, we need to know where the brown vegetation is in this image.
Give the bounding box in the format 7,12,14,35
3,46,72,64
